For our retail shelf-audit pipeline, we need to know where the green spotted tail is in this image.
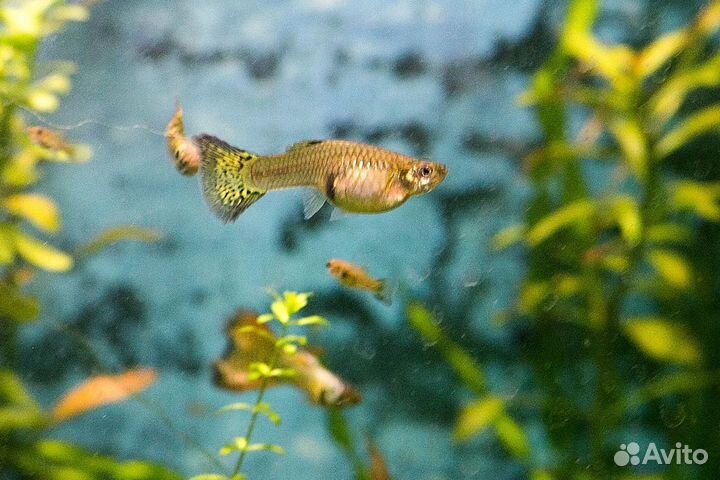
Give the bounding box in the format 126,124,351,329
194,134,266,222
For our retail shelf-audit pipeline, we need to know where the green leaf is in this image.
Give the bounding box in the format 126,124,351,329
256,313,274,324
610,119,648,180
0,225,16,264
294,315,328,327
611,195,642,246
217,402,281,426
454,396,505,443
670,181,720,221
494,415,530,460
646,249,692,289
75,225,163,257
189,475,232,480
3,193,61,233
13,229,73,272
525,200,595,246
647,224,692,245
407,302,442,344
624,317,701,366
656,105,720,159
219,437,248,456
244,443,285,454
0,283,40,323
271,299,290,324
650,54,720,126
283,291,310,314
491,224,527,251
634,30,687,78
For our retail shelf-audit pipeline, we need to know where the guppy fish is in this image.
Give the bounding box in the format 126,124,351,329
165,104,447,221
327,259,394,305
215,310,362,408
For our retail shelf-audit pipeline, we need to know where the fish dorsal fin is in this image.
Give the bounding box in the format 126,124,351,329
303,189,327,219
287,139,324,152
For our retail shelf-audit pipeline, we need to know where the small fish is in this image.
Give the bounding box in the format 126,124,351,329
327,259,394,305
164,103,447,221
215,310,362,408
28,126,73,153
51,368,157,423
27,126,91,161
165,103,201,175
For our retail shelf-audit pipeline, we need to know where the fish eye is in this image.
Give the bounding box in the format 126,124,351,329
419,166,432,177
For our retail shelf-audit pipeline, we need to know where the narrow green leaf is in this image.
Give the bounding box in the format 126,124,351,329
271,299,289,324
491,224,527,251
526,200,595,246
245,443,285,454
494,415,530,460
656,105,720,159
0,225,16,264
13,229,73,272
75,225,163,257
3,193,61,233
294,315,328,327
189,475,231,480
670,180,720,221
256,313,274,324
610,119,648,180
624,317,701,365
647,249,692,289
282,291,310,315
634,30,687,78
612,195,642,246
454,396,505,443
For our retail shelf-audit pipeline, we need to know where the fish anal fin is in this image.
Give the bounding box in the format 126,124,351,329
303,189,327,219
330,207,356,222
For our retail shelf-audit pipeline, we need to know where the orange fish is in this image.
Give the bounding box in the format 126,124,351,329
165,103,201,175
327,259,394,305
52,368,157,423
215,310,361,408
28,126,73,153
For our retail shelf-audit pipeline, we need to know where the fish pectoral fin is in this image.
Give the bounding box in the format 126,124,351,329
330,207,356,222
303,189,327,220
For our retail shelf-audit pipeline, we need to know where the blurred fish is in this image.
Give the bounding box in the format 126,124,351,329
165,103,201,175
164,103,447,222
51,368,157,423
27,126,91,161
28,126,73,154
327,259,394,305
215,310,362,408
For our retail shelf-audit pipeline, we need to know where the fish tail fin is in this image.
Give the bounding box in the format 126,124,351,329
194,134,266,222
375,279,396,306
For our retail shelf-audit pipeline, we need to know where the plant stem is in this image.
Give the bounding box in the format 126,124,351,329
232,321,289,476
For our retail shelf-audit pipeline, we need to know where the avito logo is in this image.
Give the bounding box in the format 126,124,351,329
614,442,708,467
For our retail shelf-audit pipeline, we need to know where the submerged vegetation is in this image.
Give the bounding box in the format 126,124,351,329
409,0,720,479
0,2,170,479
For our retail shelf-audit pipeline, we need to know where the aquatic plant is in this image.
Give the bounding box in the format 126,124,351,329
192,291,333,480
0,1,173,478
407,0,720,478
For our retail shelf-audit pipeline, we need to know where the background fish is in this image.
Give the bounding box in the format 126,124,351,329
327,259,394,305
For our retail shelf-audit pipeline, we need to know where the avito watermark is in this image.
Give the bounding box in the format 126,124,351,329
614,442,708,467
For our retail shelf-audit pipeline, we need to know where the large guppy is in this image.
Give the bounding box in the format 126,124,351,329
165,104,448,222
